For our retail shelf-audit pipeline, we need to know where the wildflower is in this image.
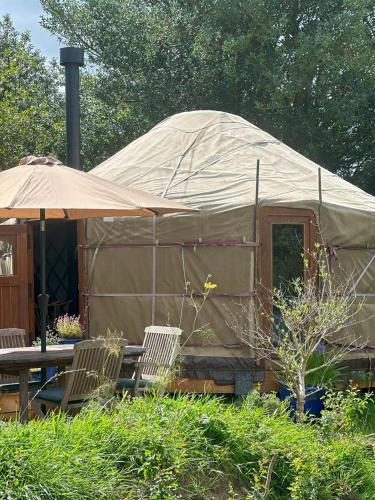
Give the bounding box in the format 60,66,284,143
204,281,217,290
55,314,84,338
316,343,326,353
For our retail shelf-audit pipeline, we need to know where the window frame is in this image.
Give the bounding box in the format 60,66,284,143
257,207,317,326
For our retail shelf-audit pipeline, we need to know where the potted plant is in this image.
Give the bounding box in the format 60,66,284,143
55,314,85,344
279,346,346,417
229,245,363,423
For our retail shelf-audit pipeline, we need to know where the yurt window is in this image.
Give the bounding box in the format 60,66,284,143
258,208,317,325
272,224,304,293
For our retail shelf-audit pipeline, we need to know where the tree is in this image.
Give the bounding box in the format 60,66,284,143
0,16,128,172
229,248,365,423
41,0,374,188
79,73,149,169
0,16,64,171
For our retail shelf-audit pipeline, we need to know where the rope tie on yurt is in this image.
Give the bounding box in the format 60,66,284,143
81,240,258,249
349,253,375,295
161,131,201,198
160,141,261,195
88,220,116,292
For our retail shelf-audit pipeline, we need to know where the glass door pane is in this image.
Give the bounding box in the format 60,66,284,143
272,223,304,331
272,224,304,292
0,235,17,276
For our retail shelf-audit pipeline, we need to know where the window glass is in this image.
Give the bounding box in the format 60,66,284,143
0,236,16,276
272,224,304,293
272,224,304,332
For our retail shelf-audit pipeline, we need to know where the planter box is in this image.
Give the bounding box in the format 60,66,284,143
279,386,326,417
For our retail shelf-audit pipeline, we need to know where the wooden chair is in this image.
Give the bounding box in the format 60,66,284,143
0,328,27,384
117,326,182,394
33,338,127,415
0,328,26,349
0,328,41,422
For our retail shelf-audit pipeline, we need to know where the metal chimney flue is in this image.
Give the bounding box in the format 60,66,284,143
60,47,84,170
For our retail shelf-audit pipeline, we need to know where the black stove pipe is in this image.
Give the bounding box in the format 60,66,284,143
60,47,84,170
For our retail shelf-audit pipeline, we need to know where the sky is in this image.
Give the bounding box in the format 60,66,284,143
0,0,61,58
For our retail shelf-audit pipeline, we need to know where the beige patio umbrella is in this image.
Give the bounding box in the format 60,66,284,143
0,156,191,219
0,156,193,358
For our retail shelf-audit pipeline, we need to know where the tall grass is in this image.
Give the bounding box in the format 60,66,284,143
362,396,375,434
0,393,374,499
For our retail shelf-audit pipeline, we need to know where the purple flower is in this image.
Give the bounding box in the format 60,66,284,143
316,343,326,353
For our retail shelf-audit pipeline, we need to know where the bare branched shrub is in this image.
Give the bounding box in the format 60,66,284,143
229,246,367,422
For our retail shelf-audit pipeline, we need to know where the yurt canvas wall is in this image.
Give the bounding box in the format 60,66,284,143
84,111,375,385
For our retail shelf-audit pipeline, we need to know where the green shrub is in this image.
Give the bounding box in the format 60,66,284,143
321,386,375,435
304,350,346,387
0,393,374,499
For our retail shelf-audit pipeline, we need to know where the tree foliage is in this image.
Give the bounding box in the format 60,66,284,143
0,15,64,171
41,0,374,187
0,15,141,171
1,2,373,181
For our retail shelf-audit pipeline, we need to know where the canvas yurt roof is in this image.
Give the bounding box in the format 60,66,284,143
92,110,375,246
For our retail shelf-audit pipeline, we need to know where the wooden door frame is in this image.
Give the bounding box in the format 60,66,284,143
257,207,317,326
26,224,35,341
0,224,34,343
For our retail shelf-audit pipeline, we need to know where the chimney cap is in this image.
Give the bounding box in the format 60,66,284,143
60,47,84,66
19,155,63,166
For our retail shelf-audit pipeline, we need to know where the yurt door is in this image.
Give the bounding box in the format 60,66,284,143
0,225,34,341
258,208,317,318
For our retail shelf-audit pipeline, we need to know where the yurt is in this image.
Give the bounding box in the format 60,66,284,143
83,110,375,393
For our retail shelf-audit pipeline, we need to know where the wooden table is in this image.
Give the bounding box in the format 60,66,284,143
0,344,145,423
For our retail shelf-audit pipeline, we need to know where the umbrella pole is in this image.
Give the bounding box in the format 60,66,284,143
38,209,49,384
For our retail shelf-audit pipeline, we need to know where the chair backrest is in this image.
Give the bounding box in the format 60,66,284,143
140,326,182,383
0,328,26,383
61,338,127,408
0,328,26,348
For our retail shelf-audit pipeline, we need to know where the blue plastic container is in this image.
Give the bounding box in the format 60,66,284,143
279,385,326,417
32,339,82,382
31,366,58,383
57,338,82,345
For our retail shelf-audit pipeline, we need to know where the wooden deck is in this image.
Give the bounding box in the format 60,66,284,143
2,356,374,419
